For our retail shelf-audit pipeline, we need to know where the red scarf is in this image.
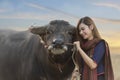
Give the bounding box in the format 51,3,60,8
76,38,114,80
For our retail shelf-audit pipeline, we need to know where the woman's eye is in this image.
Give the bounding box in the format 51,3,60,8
81,28,85,30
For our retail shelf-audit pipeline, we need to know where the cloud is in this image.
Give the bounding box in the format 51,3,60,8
100,29,120,48
0,13,54,20
93,2,120,11
0,26,28,31
93,17,120,24
25,3,78,19
0,2,78,22
0,8,7,13
0,12,78,23
12,27,28,31
26,3,49,11
0,2,79,25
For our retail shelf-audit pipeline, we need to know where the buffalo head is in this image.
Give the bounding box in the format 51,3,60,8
30,20,76,64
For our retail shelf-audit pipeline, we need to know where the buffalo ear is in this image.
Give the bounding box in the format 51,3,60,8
29,26,47,35
71,27,78,42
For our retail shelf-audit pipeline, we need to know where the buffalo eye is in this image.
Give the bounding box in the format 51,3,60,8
46,30,53,34
66,31,74,35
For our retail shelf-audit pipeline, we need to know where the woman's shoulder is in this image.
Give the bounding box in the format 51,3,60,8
99,39,109,46
96,39,106,48
97,38,108,44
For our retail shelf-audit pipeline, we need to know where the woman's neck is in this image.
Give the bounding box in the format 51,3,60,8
88,35,94,40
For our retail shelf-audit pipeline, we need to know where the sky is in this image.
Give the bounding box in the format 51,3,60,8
0,0,120,54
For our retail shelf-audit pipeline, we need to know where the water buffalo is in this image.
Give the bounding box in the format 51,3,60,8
0,20,76,80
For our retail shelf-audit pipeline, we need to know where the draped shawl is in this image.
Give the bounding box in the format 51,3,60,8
75,38,114,80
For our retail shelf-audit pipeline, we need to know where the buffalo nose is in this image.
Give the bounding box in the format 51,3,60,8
52,39,64,46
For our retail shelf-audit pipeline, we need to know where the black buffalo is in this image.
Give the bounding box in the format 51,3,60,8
0,20,76,80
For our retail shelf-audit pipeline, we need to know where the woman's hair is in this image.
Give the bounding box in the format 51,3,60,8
76,16,101,42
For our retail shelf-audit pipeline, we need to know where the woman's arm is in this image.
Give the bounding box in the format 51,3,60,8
74,41,97,70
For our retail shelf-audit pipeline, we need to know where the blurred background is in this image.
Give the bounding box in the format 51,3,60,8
0,0,120,79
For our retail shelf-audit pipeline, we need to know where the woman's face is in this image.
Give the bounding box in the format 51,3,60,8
79,23,93,40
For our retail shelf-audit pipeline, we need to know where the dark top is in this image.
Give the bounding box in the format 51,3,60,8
92,41,105,75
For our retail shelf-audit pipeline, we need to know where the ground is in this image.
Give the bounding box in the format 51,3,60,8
111,54,120,80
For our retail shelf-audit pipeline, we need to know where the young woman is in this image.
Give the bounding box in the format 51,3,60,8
73,16,114,80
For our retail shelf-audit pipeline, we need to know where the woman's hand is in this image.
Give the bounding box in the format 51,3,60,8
73,41,81,51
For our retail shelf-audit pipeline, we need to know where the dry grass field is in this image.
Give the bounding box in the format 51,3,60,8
111,54,120,80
